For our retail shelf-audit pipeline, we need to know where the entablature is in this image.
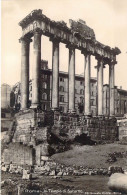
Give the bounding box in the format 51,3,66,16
19,9,121,61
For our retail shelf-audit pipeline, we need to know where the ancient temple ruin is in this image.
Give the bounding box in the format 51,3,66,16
3,9,121,167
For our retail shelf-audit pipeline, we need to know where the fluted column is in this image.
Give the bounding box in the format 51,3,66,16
51,38,59,110
97,57,104,116
68,45,75,112
19,36,31,110
83,53,91,116
31,29,42,108
109,62,115,116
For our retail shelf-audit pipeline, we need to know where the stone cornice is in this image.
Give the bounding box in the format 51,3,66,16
19,9,121,61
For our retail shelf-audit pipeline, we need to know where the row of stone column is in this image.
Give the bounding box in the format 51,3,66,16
20,30,115,116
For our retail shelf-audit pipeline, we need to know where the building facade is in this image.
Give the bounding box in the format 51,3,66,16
12,60,127,116
1,84,11,108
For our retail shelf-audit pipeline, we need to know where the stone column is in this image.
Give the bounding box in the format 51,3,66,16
68,46,75,112
19,36,31,110
31,29,42,108
83,53,91,116
97,57,104,116
51,38,59,110
109,62,115,116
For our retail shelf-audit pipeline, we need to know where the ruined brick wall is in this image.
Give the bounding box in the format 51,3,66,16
87,118,118,141
2,109,53,166
117,118,127,142
53,112,118,141
3,143,34,165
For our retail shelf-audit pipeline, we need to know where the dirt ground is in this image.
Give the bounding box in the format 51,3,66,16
1,172,117,195
51,143,127,169
1,143,127,195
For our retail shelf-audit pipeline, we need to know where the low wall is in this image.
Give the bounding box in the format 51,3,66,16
53,112,118,141
117,118,127,142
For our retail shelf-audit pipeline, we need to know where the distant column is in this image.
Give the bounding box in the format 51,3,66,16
19,36,31,110
68,45,75,112
83,53,91,116
97,57,104,116
51,38,60,110
31,29,42,108
109,61,115,116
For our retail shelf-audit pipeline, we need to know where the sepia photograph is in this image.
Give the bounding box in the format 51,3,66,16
1,0,127,194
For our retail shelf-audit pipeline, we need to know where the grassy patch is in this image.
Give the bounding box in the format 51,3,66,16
51,143,127,169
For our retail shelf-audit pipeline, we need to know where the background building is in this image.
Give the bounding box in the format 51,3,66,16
1,84,14,131
12,60,127,116
1,84,11,108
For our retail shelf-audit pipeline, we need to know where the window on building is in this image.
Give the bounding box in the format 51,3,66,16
75,89,77,94
42,82,47,89
117,108,119,113
91,99,94,106
59,95,64,102
1,113,6,118
44,75,47,79
75,97,77,103
60,77,64,82
124,101,126,113
30,85,32,91
42,93,47,100
80,89,84,95
91,91,94,96
41,74,44,79
43,104,47,110
60,106,64,112
80,81,83,85
59,86,64,92
80,97,84,103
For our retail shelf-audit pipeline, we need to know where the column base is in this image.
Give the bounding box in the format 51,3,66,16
68,109,76,114
30,104,40,109
98,115,105,120
51,107,59,111
84,112,92,118
109,115,115,119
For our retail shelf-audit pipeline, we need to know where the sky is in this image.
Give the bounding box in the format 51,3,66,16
1,0,127,90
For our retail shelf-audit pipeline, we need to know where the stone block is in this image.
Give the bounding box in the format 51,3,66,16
41,156,49,161
40,161,45,166
22,169,32,179
108,173,127,193
49,170,56,176
57,171,63,176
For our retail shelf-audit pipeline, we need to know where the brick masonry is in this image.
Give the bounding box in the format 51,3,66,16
2,109,119,168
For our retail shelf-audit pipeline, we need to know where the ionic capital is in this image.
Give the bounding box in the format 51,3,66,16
50,35,61,44
81,50,91,56
19,36,32,44
33,28,42,35
95,55,104,62
66,43,76,50
109,60,117,66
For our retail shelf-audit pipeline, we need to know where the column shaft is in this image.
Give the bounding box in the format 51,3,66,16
97,58,104,116
68,47,75,112
51,40,59,109
109,63,115,116
20,37,30,109
84,54,91,115
32,30,41,107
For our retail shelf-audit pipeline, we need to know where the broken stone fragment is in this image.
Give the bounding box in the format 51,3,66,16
49,170,56,176
108,173,127,193
57,171,63,176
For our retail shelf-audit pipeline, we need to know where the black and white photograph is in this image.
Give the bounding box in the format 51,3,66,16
1,0,127,194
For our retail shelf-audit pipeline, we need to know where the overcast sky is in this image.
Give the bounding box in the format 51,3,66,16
1,0,127,90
